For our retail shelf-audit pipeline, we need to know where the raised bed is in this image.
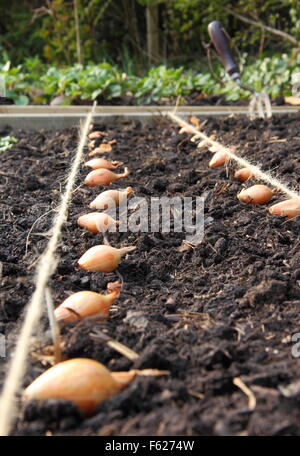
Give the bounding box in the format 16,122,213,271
0,105,299,130
0,111,300,436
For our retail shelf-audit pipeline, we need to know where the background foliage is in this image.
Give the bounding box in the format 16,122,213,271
1,0,299,66
0,0,299,104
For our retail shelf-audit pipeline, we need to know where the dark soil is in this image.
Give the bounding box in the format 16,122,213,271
0,113,300,436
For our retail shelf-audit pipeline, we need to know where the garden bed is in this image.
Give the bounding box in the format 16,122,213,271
0,113,300,436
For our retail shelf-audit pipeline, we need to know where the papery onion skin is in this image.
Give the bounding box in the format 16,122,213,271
23,358,121,416
88,131,106,140
54,282,121,323
268,198,300,219
84,158,123,170
77,245,136,272
23,359,168,417
89,187,133,210
77,212,119,234
234,168,254,182
84,167,129,187
209,150,228,167
237,184,273,205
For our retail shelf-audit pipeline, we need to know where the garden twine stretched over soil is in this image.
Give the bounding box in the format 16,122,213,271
0,104,96,436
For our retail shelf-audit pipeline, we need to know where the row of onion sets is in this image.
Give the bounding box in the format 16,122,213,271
200,133,300,219
24,129,168,418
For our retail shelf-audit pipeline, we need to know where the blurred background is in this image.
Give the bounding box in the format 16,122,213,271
0,0,299,105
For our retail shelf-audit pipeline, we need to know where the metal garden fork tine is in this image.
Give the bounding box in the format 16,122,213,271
208,21,272,120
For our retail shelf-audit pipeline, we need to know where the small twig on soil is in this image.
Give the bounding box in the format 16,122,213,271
167,111,300,200
25,209,55,257
0,170,22,179
187,389,204,399
90,329,139,361
233,377,256,410
45,287,62,364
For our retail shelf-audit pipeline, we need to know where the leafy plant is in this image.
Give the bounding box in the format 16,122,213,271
0,52,299,105
0,136,18,152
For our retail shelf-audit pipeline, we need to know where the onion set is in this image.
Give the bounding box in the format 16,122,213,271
269,198,300,219
84,158,123,170
77,244,136,272
54,282,121,323
77,212,119,234
89,144,112,156
237,184,273,205
84,167,129,187
88,131,106,140
209,150,228,167
23,358,168,416
234,168,254,182
89,187,133,210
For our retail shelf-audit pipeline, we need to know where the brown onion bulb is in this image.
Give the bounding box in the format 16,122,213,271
23,359,122,416
84,158,123,170
77,212,119,234
237,184,273,205
209,150,228,167
23,359,169,417
268,198,300,219
89,187,133,210
89,144,112,156
54,281,122,323
84,167,129,187
88,131,106,140
77,245,136,272
234,168,254,182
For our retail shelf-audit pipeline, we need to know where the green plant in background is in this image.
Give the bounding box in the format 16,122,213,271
214,52,300,100
0,136,18,153
0,52,299,105
32,0,115,65
40,62,128,104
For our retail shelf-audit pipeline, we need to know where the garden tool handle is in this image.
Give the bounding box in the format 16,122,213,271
208,21,240,81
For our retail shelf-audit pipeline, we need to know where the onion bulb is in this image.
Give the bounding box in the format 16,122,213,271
54,281,122,323
23,359,122,416
77,245,136,272
23,358,168,416
209,150,228,167
268,198,300,219
234,168,254,182
89,144,112,156
84,158,123,170
77,212,119,234
88,131,106,140
84,167,129,187
237,184,273,205
89,187,133,210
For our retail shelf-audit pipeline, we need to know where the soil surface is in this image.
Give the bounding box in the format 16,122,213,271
0,113,300,436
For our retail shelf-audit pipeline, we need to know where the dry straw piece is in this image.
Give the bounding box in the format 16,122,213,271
167,111,300,200
0,103,96,436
